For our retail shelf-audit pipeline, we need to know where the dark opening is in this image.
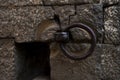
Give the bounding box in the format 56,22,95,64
15,42,50,80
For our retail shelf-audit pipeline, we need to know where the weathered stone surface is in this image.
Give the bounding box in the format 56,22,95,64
0,21,13,38
35,4,104,44
35,20,59,42
50,44,120,80
101,45,120,80
0,6,54,42
35,5,99,44
0,6,75,42
70,4,104,43
0,0,43,6
0,39,15,80
13,6,54,42
50,44,102,80
104,6,120,45
0,0,119,7
0,1,119,80
102,0,119,6
53,6,75,27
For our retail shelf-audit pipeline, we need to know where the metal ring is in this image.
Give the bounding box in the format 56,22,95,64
60,23,97,60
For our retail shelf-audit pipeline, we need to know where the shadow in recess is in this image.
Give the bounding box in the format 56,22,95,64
15,42,50,80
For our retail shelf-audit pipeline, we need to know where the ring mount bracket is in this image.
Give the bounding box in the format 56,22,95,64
54,31,70,43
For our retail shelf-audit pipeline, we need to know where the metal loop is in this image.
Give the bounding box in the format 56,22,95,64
59,23,97,60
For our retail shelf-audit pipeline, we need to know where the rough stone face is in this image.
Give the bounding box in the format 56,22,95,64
101,45,120,80
35,4,104,44
0,0,120,80
35,20,59,42
0,0,96,6
104,6,120,45
0,39,15,80
50,44,102,80
50,44,120,80
70,4,104,43
0,6,54,42
53,6,75,26
102,0,119,6
0,4,119,44
0,0,119,7
0,0,43,6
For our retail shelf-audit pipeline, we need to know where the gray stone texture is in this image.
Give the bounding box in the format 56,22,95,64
0,6,54,42
0,0,119,6
0,4,119,44
35,4,104,43
50,44,102,80
0,0,99,6
50,44,120,80
0,0,43,6
0,39,15,80
0,0,120,80
104,6,120,45
70,4,104,43
102,0,119,5
52,6,75,26
101,45,120,80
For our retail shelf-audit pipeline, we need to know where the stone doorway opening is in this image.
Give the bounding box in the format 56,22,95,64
15,42,50,80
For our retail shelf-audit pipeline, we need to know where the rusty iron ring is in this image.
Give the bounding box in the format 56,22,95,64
60,23,97,60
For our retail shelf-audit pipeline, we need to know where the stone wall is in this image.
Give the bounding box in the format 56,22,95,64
0,0,120,80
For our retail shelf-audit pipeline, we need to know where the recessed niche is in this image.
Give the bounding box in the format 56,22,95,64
15,42,50,80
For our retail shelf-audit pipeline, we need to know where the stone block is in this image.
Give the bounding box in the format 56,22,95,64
101,44,120,80
0,39,15,80
70,4,104,43
104,6,120,45
50,44,120,80
0,0,43,6
102,0,119,6
0,6,54,42
53,6,75,26
50,44,102,80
